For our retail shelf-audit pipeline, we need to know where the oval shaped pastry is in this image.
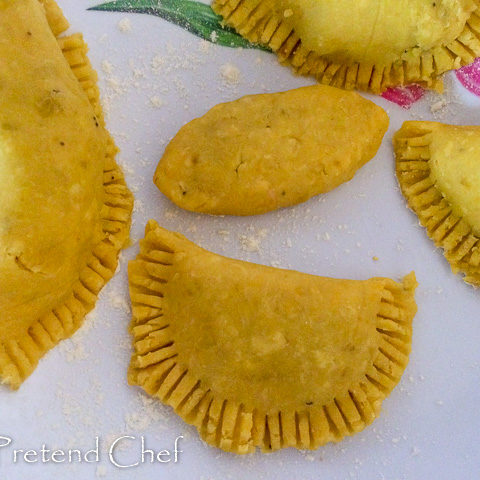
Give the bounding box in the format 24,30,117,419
212,0,480,93
395,121,480,287
155,85,389,216
0,0,133,388
128,221,418,454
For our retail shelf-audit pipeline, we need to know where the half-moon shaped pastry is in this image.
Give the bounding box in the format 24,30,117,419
155,85,389,216
128,221,417,454
0,0,133,388
395,121,480,287
212,0,480,93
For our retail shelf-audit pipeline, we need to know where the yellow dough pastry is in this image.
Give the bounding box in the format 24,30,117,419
0,0,133,388
212,0,480,93
128,221,418,454
155,85,389,216
395,121,480,287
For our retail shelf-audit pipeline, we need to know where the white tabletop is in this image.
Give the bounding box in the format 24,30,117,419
1,1,479,478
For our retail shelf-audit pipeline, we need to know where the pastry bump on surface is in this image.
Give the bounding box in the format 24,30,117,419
394,121,480,287
212,0,480,93
128,221,417,454
0,1,133,389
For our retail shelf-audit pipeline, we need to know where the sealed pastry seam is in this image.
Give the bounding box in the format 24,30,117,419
0,1,133,388
395,122,480,287
212,0,480,93
128,221,417,454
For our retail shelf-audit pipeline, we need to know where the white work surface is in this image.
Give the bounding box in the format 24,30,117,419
1,1,479,479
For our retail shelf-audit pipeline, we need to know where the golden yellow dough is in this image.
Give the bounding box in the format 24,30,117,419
0,0,133,389
155,85,389,216
128,221,418,454
395,121,480,286
212,0,480,93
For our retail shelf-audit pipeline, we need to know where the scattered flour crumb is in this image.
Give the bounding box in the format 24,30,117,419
151,55,165,71
125,393,169,431
131,67,145,80
118,18,132,33
149,96,165,108
96,465,107,477
217,230,231,242
101,60,114,74
411,446,421,456
220,63,241,85
133,198,145,214
430,98,447,113
59,339,87,363
164,209,178,219
107,290,131,314
57,311,98,362
239,228,268,253
199,40,212,53
106,77,126,95
239,235,261,253
125,412,153,431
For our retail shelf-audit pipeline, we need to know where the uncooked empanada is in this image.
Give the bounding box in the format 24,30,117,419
395,121,480,286
0,0,133,388
128,221,417,454
212,0,480,93
155,85,388,215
